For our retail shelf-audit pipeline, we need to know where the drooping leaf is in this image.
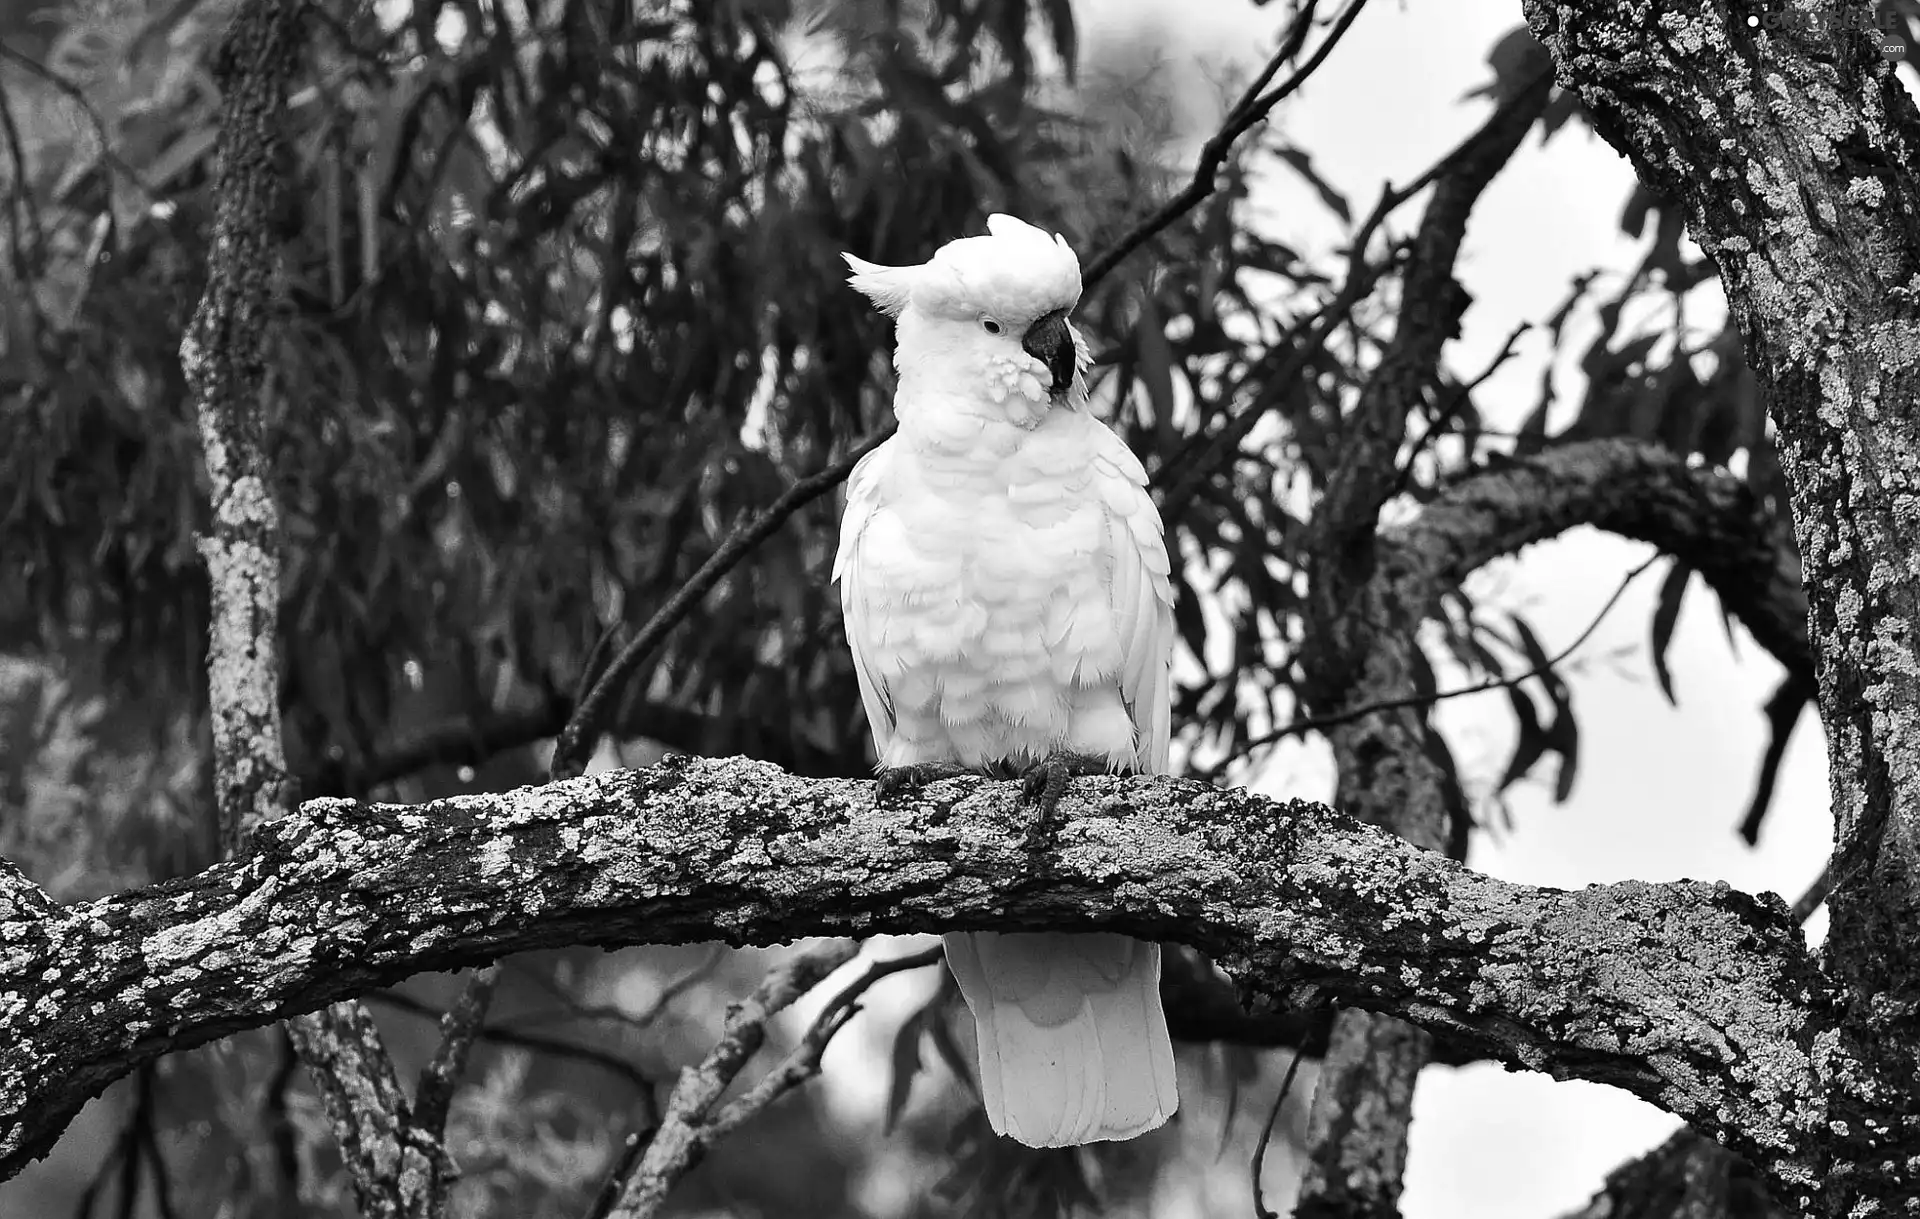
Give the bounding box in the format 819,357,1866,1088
1273,146,1352,223
1544,686,1580,803
1469,26,1553,104
1136,290,1176,430
1621,182,1658,239
1650,560,1691,705
1498,683,1548,793
1738,673,1816,845
884,994,933,1133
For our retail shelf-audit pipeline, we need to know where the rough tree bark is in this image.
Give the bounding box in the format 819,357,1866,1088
0,755,1839,1193
1525,0,1920,1212
178,3,476,1215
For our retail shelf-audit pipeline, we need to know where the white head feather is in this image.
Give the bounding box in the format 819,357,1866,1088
843,215,1089,429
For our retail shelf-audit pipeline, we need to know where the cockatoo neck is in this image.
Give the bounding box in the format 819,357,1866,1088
891,367,1084,472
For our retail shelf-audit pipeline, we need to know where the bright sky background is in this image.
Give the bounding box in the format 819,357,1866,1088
799,3,1850,1217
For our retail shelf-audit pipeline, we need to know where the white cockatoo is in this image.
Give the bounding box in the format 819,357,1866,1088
832,214,1179,1147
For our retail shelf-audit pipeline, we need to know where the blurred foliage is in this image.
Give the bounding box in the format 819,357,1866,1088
0,0,1876,1214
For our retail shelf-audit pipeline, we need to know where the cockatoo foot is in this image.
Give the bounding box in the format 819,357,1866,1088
1018,751,1107,822
874,762,972,806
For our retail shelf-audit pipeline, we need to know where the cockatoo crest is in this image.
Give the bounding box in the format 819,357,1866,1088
843,215,1089,424
842,213,1082,324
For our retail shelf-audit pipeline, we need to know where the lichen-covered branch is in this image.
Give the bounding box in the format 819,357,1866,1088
181,3,464,1214
1520,4,1920,1209
0,757,1843,1200
179,0,296,857
286,1002,452,1219
1398,437,1808,681
1556,1129,1794,1219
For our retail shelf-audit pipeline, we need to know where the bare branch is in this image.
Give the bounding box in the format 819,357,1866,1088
702,946,943,1141
1251,1036,1313,1219
1214,553,1658,774
285,1003,451,1219
594,941,859,1219
366,989,660,1106
411,967,500,1139
1079,0,1369,290
551,428,895,781
181,5,468,1215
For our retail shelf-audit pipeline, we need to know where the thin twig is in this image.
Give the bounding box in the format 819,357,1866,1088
703,946,944,1142
412,966,501,1137
589,942,945,1219
1079,0,1369,289
1212,554,1659,778
1388,319,1531,500
550,429,894,779
71,1066,154,1219
1791,863,1831,925
265,1028,302,1207
130,1065,178,1219
366,989,661,1109
585,1127,652,1219
502,946,726,1033
1251,1041,1312,1219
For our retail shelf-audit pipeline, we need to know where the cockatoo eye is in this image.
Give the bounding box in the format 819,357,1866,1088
979,314,1004,335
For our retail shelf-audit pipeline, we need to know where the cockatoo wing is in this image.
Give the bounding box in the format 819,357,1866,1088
1089,422,1175,776
833,439,898,759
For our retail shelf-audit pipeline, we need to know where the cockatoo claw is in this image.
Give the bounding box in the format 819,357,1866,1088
1018,751,1106,826
874,762,972,806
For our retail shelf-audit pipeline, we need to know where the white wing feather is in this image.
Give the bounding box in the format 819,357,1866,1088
833,440,898,760
1089,423,1174,775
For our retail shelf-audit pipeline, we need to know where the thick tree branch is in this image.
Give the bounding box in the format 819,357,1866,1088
181,4,468,1214
1556,1128,1794,1219
1524,4,1920,1209
181,0,296,857
1404,439,1809,681
0,758,1837,1199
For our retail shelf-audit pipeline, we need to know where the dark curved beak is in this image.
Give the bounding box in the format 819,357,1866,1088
1021,309,1077,395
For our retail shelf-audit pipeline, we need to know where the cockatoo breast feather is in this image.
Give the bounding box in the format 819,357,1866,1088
836,409,1173,775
